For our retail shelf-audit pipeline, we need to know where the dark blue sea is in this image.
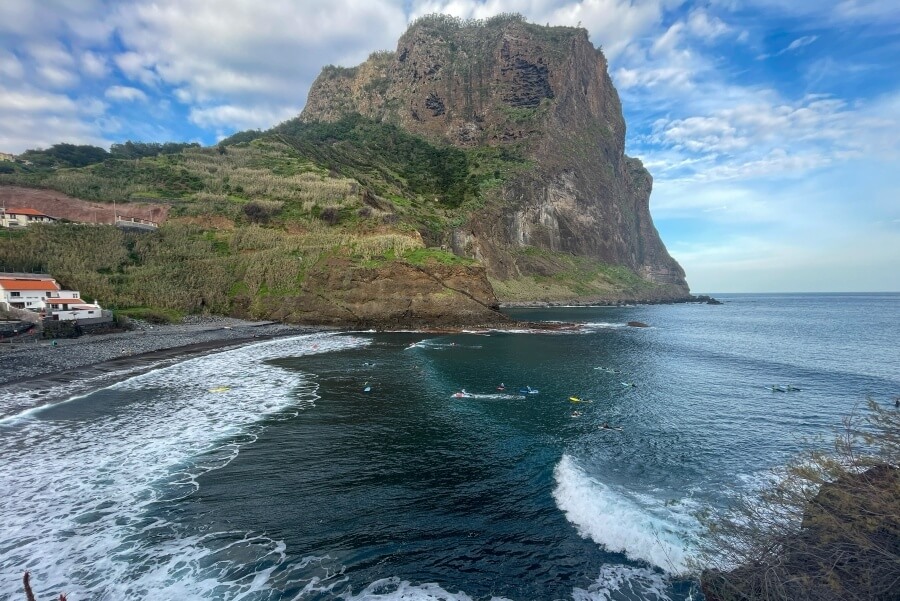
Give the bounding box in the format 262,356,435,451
1,293,898,600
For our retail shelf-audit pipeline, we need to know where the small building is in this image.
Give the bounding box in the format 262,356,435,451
47,303,105,321
0,152,15,162
0,275,60,311
45,292,103,321
0,207,58,227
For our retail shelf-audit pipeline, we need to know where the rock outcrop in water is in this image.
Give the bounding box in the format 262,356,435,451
301,14,690,302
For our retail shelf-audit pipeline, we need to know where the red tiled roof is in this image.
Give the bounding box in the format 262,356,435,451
49,298,84,304
4,207,53,218
0,278,60,291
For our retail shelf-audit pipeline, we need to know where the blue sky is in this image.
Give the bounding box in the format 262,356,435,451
1,0,898,293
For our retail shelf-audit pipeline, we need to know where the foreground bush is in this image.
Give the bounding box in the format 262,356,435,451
699,400,900,601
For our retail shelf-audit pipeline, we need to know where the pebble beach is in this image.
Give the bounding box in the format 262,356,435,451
0,316,323,387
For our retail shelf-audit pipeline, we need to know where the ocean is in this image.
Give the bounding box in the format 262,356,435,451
1,293,897,600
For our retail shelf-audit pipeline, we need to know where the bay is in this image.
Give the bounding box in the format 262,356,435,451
1,293,897,600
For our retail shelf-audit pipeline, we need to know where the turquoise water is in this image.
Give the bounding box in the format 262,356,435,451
1,294,897,599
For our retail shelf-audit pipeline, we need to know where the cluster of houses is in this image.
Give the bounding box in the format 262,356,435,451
0,273,109,323
0,207,58,227
0,205,159,230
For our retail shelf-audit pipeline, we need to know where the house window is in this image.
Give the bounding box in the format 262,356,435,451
11,292,20,297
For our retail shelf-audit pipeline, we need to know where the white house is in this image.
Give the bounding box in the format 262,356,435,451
45,293,103,321
47,304,104,321
0,207,58,227
0,275,60,311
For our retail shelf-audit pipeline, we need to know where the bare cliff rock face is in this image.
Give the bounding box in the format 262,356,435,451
300,15,689,301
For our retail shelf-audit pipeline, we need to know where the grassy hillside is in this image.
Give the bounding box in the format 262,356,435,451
0,114,670,318
0,222,432,320
1,116,527,241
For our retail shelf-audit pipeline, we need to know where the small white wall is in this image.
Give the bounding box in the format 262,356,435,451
53,308,101,321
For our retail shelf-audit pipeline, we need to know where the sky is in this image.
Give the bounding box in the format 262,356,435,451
1,0,898,293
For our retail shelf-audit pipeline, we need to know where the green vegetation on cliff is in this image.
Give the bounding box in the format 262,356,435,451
489,247,665,303
1,115,526,239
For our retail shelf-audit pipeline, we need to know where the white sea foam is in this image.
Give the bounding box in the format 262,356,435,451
0,357,190,422
0,332,368,600
325,577,512,601
449,392,526,400
572,565,672,601
310,570,675,601
581,322,628,330
552,455,697,574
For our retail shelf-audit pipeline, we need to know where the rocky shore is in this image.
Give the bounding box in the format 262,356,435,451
499,294,721,308
0,316,322,387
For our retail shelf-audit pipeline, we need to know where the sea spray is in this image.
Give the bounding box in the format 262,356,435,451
552,455,697,574
0,333,369,600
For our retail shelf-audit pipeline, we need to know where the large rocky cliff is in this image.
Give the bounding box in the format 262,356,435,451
300,15,689,301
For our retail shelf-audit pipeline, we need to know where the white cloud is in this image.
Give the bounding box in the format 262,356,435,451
0,0,113,41
785,34,817,51
80,51,109,78
0,50,24,79
686,9,730,40
114,51,158,86
188,104,298,131
757,34,818,59
642,90,900,185
610,6,743,93
36,64,79,88
407,0,678,61
0,84,110,151
114,0,407,102
105,85,148,103
0,87,77,114
25,41,79,87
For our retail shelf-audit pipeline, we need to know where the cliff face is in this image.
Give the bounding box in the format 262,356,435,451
301,15,689,300
257,258,507,329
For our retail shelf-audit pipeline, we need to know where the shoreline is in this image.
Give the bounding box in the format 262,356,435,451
0,302,674,410
0,318,327,413
498,294,720,308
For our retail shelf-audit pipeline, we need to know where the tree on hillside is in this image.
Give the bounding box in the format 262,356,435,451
109,140,200,160
19,143,109,168
699,400,900,601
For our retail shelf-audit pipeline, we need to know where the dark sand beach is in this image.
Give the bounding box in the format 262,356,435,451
0,316,324,394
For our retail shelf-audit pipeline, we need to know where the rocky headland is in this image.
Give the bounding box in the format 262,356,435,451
301,14,690,304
